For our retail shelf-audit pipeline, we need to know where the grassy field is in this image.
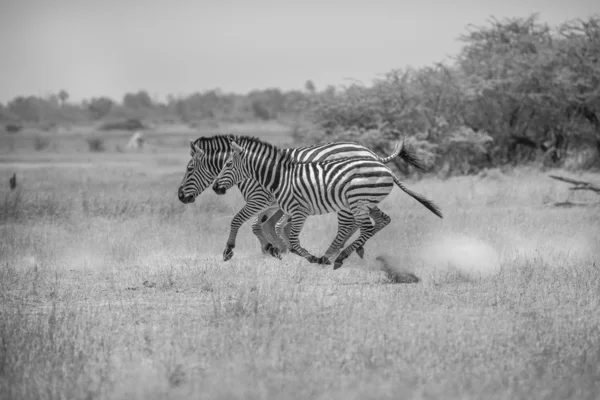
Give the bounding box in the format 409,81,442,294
1,127,599,400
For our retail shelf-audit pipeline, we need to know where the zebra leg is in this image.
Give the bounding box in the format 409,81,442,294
222,201,270,262
323,210,378,261
269,209,292,250
251,215,271,254
369,206,391,237
353,207,392,259
263,212,290,260
323,209,357,261
271,213,292,259
285,210,330,265
333,208,377,270
253,207,285,256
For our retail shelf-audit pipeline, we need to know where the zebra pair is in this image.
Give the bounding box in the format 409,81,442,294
212,137,443,269
177,134,435,264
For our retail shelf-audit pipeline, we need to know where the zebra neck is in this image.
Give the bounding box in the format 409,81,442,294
245,152,286,194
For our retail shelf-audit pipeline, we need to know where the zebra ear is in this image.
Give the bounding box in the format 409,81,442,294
191,143,204,157
189,140,204,156
230,140,244,155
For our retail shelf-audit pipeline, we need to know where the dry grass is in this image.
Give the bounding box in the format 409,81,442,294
1,131,599,400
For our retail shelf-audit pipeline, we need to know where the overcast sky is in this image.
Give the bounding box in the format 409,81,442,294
0,0,598,103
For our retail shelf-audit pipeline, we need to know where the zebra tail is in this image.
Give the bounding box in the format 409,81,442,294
392,175,443,219
378,141,404,164
378,141,430,173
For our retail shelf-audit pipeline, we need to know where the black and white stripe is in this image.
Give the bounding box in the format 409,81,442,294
213,137,443,269
178,134,428,262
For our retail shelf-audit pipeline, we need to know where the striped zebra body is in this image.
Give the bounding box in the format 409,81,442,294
213,137,443,269
178,135,428,262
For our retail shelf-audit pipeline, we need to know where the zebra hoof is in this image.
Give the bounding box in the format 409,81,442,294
333,254,347,270
356,246,365,259
223,244,235,261
272,249,282,260
265,244,282,260
317,256,331,265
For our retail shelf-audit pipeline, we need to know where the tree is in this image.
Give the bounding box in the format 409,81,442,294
305,80,316,94
7,96,43,121
123,90,153,110
0,103,17,122
554,16,600,165
251,99,271,120
87,97,114,120
456,14,563,163
58,90,69,106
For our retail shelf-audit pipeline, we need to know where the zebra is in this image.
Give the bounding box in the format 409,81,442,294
177,134,430,262
212,137,443,269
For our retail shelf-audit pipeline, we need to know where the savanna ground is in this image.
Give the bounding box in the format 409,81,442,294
1,125,599,400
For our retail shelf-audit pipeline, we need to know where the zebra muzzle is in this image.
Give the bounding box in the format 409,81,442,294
212,182,227,195
178,189,196,204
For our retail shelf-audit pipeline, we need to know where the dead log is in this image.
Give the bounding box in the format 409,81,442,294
552,200,596,208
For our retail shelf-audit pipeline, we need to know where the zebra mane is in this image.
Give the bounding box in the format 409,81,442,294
191,134,282,153
191,134,237,151
295,155,380,165
227,135,302,164
230,135,282,152
190,135,388,166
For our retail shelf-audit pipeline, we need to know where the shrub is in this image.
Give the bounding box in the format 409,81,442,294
33,135,51,151
4,123,22,133
98,118,146,131
86,137,105,152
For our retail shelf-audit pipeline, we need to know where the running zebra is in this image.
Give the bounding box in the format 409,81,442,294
177,134,429,262
212,137,443,269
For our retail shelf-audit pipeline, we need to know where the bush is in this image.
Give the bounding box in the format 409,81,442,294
33,135,51,151
98,118,146,131
4,123,22,133
86,137,105,152
299,15,600,175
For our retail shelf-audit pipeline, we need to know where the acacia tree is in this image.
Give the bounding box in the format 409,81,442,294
457,14,600,166
309,65,494,175
304,80,316,94
58,90,69,106
456,14,559,163
553,16,600,166
86,97,114,120
307,14,600,173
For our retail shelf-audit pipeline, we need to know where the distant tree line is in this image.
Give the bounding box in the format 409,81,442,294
0,86,312,128
1,14,598,173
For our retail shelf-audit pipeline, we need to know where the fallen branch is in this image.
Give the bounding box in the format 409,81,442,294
549,175,600,194
548,174,600,207
552,200,597,208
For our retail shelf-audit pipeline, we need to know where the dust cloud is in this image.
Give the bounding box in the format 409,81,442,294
418,234,502,280
377,229,596,284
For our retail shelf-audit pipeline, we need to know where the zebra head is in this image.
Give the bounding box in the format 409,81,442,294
213,140,247,196
178,141,223,204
